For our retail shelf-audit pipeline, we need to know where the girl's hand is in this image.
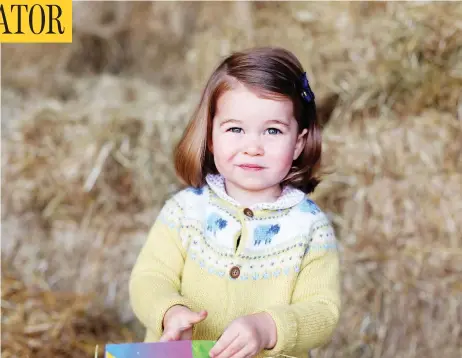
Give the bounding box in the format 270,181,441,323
209,313,277,358
160,305,208,342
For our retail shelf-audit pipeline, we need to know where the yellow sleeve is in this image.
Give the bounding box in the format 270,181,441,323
259,215,341,356
129,196,193,340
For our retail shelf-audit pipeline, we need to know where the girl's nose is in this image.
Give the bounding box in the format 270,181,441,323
243,135,264,156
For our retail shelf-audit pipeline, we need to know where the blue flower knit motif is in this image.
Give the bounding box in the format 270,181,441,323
299,198,320,215
254,224,280,246
206,213,227,236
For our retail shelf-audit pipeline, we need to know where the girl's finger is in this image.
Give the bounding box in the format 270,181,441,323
214,339,246,358
209,331,239,358
187,310,208,325
159,328,180,342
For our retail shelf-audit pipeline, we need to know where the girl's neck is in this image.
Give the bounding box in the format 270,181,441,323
223,179,282,207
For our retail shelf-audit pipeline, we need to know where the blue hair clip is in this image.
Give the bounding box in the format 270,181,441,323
300,72,315,103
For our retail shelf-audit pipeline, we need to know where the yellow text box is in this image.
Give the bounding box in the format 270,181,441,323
0,0,72,43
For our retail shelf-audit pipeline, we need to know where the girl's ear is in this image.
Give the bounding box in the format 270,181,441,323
293,128,308,160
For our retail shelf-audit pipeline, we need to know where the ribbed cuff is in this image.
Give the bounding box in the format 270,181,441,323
255,306,298,357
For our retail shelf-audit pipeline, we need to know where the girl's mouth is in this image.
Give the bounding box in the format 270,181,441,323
238,164,265,171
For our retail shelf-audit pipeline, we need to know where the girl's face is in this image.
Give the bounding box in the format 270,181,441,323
211,84,307,205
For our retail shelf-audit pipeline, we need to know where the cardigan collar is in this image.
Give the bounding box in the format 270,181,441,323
205,174,306,211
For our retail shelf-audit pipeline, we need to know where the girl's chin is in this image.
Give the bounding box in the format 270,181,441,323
226,177,281,192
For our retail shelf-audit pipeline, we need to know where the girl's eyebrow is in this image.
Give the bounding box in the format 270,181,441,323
219,118,290,127
266,119,290,127
220,118,241,126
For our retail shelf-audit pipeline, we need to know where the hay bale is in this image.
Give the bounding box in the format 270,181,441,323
310,110,462,358
4,2,460,117
0,265,135,358
2,75,192,216
326,2,462,122
1,75,196,322
1,1,202,95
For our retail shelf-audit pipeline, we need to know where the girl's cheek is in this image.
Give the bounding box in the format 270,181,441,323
282,155,295,168
215,145,234,161
267,143,293,160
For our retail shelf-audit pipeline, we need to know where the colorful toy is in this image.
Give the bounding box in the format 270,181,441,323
104,340,215,358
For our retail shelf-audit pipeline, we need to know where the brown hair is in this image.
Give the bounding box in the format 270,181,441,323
174,47,322,194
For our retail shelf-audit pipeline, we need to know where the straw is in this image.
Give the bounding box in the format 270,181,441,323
1,266,135,358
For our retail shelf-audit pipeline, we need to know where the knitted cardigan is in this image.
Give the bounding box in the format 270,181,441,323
129,174,341,358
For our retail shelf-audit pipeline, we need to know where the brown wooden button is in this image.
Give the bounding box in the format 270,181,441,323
243,208,254,217
229,266,240,279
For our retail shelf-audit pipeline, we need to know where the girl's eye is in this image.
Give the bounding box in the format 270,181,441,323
267,128,282,135
227,127,242,133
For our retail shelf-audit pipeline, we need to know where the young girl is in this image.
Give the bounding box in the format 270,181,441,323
129,47,341,358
